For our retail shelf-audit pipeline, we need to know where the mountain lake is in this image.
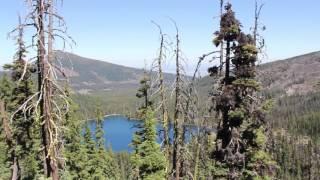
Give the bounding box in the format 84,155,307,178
88,115,212,152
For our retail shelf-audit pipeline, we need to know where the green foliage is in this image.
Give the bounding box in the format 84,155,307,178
233,78,261,91
228,107,245,126
219,4,241,42
0,136,10,179
0,75,13,103
69,108,121,179
72,89,137,119
95,107,105,149
63,100,91,179
254,128,267,148
270,92,320,142
267,92,320,179
270,130,320,179
115,152,132,180
211,3,276,179
136,71,153,110
4,58,40,179
0,33,42,178
131,108,166,179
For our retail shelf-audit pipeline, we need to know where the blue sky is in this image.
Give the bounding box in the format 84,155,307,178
0,0,319,72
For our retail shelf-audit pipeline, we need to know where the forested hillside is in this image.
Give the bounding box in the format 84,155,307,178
54,51,176,92
198,51,320,97
5,50,319,118
0,0,319,180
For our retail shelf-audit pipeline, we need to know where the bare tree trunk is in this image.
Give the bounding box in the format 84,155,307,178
193,142,200,180
46,0,59,179
219,0,224,73
37,0,59,179
225,40,230,85
253,0,264,46
172,25,182,179
157,31,170,163
36,0,48,176
11,157,19,180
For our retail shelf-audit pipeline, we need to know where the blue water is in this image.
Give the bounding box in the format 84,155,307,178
88,115,141,152
88,115,200,152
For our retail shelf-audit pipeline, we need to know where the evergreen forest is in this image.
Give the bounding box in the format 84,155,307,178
0,0,319,180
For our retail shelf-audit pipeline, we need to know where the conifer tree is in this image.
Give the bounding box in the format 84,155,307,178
136,70,153,111
92,107,120,179
211,3,276,179
3,16,41,179
131,73,166,179
0,75,15,179
83,123,97,177
95,107,105,150
131,108,166,180
63,97,90,179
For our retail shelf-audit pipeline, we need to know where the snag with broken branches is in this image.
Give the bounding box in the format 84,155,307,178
8,0,76,179
149,21,172,174
168,20,190,179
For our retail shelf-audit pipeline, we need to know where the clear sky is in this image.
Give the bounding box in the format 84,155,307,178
0,0,319,73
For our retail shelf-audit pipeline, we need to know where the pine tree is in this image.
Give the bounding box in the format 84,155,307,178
136,69,153,112
0,75,13,107
131,74,166,179
0,75,14,179
63,97,90,179
211,3,276,179
131,108,166,180
3,16,41,179
95,107,105,150
92,107,120,179
83,122,97,178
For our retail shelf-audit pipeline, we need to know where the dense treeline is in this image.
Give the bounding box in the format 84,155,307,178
268,92,320,179
270,92,320,142
72,90,137,119
0,0,319,180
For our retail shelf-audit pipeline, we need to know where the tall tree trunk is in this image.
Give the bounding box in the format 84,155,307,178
11,157,19,180
219,0,224,73
173,27,182,179
225,40,230,85
253,0,259,46
193,142,200,180
157,31,169,160
253,0,264,46
36,0,48,176
37,0,59,179
47,0,59,179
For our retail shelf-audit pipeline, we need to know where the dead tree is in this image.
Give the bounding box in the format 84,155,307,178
219,0,224,73
171,20,186,180
151,22,170,171
12,0,74,179
183,51,218,179
253,0,264,46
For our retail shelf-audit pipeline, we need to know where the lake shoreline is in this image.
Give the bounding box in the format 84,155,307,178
87,114,141,122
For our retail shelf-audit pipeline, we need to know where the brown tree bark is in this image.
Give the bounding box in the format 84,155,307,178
37,0,59,179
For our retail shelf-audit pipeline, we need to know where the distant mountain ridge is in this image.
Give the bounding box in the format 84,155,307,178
53,51,175,93
258,51,320,95
198,51,320,96
1,51,319,95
